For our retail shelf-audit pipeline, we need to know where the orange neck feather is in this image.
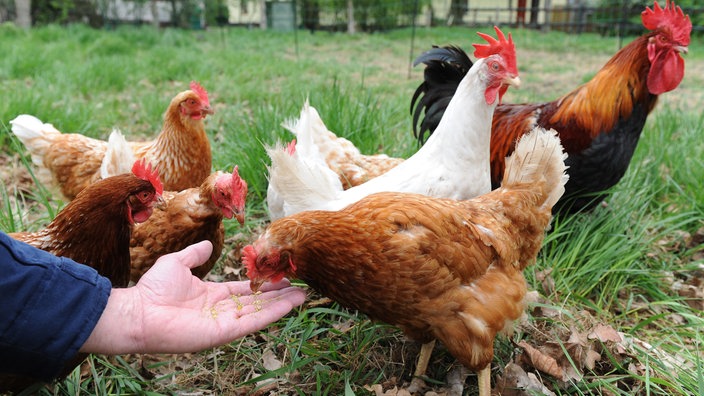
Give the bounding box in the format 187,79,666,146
549,35,655,140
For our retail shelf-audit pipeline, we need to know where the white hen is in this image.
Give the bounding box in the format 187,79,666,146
266,26,520,220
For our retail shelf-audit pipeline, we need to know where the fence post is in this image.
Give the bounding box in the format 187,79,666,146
347,0,356,34
544,0,551,31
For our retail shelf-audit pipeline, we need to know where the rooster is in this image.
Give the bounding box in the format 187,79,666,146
266,26,520,220
245,127,568,396
411,0,691,213
10,81,213,200
129,167,248,282
8,159,163,288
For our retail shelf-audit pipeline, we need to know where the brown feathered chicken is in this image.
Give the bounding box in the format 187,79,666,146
245,127,568,396
411,1,691,213
129,167,248,282
10,81,213,200
9,159,163,287
4,159,162,391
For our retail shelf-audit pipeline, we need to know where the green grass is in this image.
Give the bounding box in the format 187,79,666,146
1,23,703,395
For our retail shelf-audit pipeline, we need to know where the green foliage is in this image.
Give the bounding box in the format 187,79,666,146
31,0,102,26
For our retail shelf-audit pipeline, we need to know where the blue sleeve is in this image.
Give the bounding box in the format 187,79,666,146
0,232,112,381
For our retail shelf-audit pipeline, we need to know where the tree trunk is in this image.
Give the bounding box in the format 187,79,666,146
447,0,467,26
529,0,540,27
14,0,31,28
150,0,159,27
260,0,267,29
347,0,355,34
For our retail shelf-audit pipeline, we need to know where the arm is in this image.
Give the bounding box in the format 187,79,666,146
81,241,306,354
0,232,110,381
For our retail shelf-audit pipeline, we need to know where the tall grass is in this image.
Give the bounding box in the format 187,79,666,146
1,23,702,395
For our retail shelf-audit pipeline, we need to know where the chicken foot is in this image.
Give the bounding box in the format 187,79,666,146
407,339,436,392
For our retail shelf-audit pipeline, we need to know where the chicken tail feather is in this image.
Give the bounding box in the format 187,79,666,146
100,129,136,179
10,114,60,155
501,127,569,210
265,141,342,217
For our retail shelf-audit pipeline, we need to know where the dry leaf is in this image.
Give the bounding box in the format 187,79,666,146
588,324,622,343
496,362,555,396
517,340,565,380
583,349,601,370
261,348,282,371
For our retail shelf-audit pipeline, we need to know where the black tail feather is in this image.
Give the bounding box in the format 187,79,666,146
410,45,473,145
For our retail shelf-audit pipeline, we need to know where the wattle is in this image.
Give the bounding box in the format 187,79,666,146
132,207,154,223
484,85,499,105
648,49,685,95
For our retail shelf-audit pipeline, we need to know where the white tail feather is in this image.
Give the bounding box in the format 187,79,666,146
281,99,328,162
10,114,61,156
501,127,569,209
265,141,343,220
100,129,136,178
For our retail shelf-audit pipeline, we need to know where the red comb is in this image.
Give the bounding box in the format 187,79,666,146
286,139,297,155
231,165,248,207
132,159,163,195
189,81,210,107
472,26,518,75
242,244,258,277
641,0,691,45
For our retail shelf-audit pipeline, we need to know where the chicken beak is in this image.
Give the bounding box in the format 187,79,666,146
235,210,245,226
675,45,688,55
201,105,215,116
504,75,521,88
155,194,166,210
249,278,264,293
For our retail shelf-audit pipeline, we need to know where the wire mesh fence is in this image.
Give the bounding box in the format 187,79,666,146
1,0,701,35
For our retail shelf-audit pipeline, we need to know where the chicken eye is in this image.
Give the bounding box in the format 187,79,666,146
491,61,500,71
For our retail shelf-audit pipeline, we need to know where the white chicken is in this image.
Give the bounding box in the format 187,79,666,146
266,26,520,220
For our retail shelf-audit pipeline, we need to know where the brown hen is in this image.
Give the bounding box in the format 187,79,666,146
129,167,248,282
10,81,213,200
245,127,567,396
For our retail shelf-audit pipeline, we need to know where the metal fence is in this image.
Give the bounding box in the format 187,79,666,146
1,0,702,35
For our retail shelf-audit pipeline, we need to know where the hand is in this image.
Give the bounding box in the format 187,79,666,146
81,241,306,354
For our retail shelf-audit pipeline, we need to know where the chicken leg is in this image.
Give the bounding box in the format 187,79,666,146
477,364,491,396
408,340,436,392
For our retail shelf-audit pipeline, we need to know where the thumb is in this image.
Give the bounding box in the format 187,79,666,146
171,240,214,270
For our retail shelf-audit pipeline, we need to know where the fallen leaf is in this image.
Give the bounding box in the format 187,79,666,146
495,362,555,396
517,340,565,380
583,349,601,370
588,324,622,343
261,348,282,371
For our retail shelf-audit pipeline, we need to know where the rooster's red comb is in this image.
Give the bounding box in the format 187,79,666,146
231,165,248,208
472,26,517,75
190,81,210,107
132,159,163,195
642,0,691,45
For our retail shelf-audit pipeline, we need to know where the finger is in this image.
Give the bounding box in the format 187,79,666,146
218,278,296,297
170,240,214,270
227,289,307,337
224,287,306,318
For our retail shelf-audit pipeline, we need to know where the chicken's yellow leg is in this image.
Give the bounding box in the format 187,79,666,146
413,340,436,378
407,340,436,393
477,365,491,396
